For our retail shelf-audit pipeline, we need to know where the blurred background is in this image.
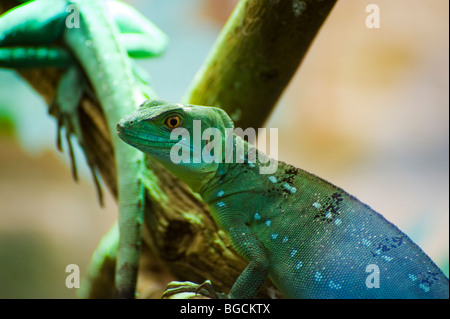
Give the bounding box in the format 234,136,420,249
0,0,448,298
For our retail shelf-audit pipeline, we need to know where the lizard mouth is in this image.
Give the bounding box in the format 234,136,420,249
116,125,175,148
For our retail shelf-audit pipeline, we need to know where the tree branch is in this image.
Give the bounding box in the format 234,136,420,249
184,0,337,129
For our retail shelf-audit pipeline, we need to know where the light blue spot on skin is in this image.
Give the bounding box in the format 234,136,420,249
217,190,224,197
268,176,277,184
381,255,393,262
248,162,255,168
218,169,225,176
282,183,297,194
282,236,288,243
325,211,332,219
312,202,321,209
295,261,303,269
362,238,371,247
271,233,278,240
217,201,225,207
290,249,297,258
314,271,322,282
419,283,430,293
334,218,342,226
328,280,342,290
265,220,271,227
408,274,417,282
254,212,261,220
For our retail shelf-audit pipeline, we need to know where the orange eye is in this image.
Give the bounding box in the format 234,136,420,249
165,115,181,128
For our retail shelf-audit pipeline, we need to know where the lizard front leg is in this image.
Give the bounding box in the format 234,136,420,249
161,222,271,299
221,222,271,299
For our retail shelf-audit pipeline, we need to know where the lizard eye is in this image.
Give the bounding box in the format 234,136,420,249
165,115,181,128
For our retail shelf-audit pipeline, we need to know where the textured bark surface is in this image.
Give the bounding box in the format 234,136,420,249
185,0,337,129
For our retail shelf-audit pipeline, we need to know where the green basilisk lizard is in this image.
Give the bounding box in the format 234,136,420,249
117,99,449,298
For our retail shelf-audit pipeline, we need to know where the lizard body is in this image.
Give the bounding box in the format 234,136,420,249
118,100,449,299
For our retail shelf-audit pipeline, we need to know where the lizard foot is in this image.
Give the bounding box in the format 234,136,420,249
49,66,103,205
161,280,227,299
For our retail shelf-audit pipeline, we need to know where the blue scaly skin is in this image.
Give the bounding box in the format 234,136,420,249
118,100,449,299
0,0,168,298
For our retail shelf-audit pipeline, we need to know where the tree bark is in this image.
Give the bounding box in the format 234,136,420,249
184,0,337,129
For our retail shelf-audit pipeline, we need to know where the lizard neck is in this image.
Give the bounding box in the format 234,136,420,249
198,136,278,204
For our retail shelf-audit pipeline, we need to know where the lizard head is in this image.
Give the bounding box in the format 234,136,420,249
117,99,234,192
